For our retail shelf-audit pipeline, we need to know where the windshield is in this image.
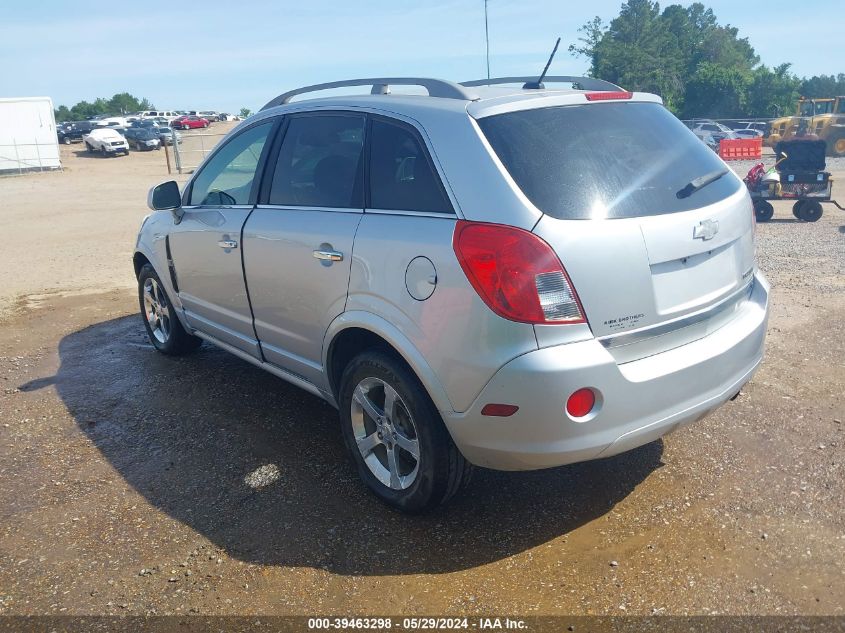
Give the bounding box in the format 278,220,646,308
477,102,741,219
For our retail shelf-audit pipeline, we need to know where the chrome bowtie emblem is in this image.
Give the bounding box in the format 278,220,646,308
693,219,719,241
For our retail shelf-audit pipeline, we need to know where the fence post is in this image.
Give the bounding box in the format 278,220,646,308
13,139,21,175
172,131,182,174
34,137,43,172
163,139,172,175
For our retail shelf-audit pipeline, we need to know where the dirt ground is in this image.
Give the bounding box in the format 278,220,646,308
0,139,844,618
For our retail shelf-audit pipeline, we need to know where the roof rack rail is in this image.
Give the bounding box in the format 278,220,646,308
460,76,623,92
261,77,479,110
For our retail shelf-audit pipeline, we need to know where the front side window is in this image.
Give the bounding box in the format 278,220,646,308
189,121,273,206
268,114,364,208
368,119,453,213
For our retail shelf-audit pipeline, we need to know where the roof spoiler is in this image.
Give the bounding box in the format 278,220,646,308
460,76,623,92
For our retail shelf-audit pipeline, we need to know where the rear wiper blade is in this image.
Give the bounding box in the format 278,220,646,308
676,168,729,199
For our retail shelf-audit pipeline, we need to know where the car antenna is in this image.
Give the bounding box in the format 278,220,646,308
523,37,561,90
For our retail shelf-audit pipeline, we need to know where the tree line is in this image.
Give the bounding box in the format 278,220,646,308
55,93,253,122
569,0,843,119
55,93,155,122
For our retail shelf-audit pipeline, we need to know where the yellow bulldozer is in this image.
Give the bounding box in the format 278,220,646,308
766,96,845,157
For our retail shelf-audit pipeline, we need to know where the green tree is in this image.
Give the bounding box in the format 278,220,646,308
569,1,768,118
683,62,749,118
239,107,252,118
799,73,845,98
746,64,800,118
54,93,155,121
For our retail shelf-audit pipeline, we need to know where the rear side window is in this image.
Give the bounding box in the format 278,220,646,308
269,114,364,208
368,119,453,214
189,121,273,206
477,102,741,219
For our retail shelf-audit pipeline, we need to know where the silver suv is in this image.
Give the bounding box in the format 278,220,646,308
135,76,769,512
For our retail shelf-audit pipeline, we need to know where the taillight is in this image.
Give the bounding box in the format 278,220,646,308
452,221,586,325
585,91,633,101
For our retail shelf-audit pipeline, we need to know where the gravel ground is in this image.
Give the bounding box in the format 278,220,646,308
0,149,842,617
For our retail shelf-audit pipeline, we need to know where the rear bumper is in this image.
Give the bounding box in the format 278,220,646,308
442,271,770,470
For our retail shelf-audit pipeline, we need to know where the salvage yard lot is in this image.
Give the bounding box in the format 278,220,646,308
0,142,843,615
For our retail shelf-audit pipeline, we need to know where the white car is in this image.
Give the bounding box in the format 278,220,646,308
137,110,179,121
733,122,766,139
690,120,739,143
83,128,129,156
93,116,130,129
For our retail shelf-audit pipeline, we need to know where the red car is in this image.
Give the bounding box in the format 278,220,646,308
172,115,210,130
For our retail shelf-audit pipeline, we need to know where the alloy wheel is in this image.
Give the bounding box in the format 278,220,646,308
350,377,420,490
142,277,171,344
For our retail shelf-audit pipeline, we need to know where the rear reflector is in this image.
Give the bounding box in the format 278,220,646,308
566,388,596,418
481,404,519,417
453,221,586,325
585,91,633,101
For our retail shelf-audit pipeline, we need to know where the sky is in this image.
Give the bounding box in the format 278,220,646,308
1,0,841,113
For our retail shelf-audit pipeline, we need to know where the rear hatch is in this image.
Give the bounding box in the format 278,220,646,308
476,100,755,360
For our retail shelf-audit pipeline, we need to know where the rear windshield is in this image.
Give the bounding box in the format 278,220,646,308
477,102,741,220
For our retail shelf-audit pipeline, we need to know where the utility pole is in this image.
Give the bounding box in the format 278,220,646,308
484,0,491,80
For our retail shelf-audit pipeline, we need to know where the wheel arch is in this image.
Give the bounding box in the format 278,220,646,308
133,251,151,277
323,312,455,414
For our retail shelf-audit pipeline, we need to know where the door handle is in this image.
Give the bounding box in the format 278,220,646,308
218,239,238,249
313,249,343,262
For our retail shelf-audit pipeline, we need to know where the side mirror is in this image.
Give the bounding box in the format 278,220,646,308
148,180,183,216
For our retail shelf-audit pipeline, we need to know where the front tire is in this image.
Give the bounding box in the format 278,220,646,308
338,351,472,513
137,263,202,355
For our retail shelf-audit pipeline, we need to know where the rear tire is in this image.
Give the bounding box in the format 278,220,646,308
338,351,472,513
797,200,823,222
86,142,93,153
753,199,774,222
137,263,202,356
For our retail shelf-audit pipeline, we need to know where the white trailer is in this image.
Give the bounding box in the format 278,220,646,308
0,97,61,174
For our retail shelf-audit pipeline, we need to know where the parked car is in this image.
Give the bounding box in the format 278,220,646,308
156,126,182,145
732,122,768,139
83,127,129,156
130,119,159,129
138,110,179,121
690,120,739,145
125,127,162,151
171,115,210,129
57,121,95,144
218,113,241,122
93,116,130,129
135,76,769,512
197,110,219,122
56,123,74,144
